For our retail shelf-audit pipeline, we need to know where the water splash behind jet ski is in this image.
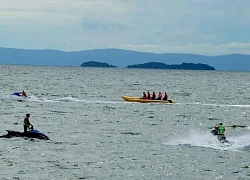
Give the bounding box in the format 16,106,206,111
211,129,229,144
0,129,49,140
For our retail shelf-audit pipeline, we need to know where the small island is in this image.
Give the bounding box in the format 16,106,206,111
81,61,116,68
127,62,215,70
80,61,215,70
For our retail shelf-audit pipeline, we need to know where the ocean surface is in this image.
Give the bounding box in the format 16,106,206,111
0,65,250,180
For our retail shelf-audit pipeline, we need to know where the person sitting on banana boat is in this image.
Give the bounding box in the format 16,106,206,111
141,92,146,99
151,92,156,100
146,92,151,99
156,92,162,100
162,92,168,100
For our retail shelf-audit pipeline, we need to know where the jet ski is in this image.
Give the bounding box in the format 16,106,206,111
11,92,23,97
0,129,49,140
211,129,229,144
10,92,27,101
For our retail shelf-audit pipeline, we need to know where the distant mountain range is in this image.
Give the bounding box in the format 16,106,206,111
0,47,250,71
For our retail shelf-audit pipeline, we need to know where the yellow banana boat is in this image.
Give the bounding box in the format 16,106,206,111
121,96,176,103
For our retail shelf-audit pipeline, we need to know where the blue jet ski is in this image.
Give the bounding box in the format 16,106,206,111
11,92,23,97
0,129,49,140
10,92,28,101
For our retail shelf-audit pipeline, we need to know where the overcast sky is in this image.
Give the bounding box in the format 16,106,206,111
0,0,250,55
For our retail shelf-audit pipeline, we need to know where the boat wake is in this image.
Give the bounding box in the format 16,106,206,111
164,130,250,151
8,94,42,102
7,95,124,104
178,102,250,108
43,97,125,104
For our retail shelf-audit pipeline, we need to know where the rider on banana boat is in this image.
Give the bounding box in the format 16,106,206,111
156,92,162,100
141,92,146,99
151,92,156,100
162,92,168,100
146,92,151,99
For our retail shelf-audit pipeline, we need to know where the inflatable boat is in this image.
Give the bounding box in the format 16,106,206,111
121,96,176,103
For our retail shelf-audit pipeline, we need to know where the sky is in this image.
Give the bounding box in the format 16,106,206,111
0,0,250,55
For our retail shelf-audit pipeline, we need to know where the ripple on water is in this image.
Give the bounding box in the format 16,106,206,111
1,66,250,179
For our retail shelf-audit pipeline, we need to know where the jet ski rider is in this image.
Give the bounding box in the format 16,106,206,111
21,90,27,97
23,114,33,133
217,123,225,135
214,123,219,134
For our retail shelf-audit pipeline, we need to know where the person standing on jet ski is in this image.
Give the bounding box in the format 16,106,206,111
23,114,33,133
217,123,225,135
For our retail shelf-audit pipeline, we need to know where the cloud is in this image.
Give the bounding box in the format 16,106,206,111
120,42,250,55
81,18,126,31
0,0,250,55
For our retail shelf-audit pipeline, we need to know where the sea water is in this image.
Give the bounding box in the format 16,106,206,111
0,65,250,180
